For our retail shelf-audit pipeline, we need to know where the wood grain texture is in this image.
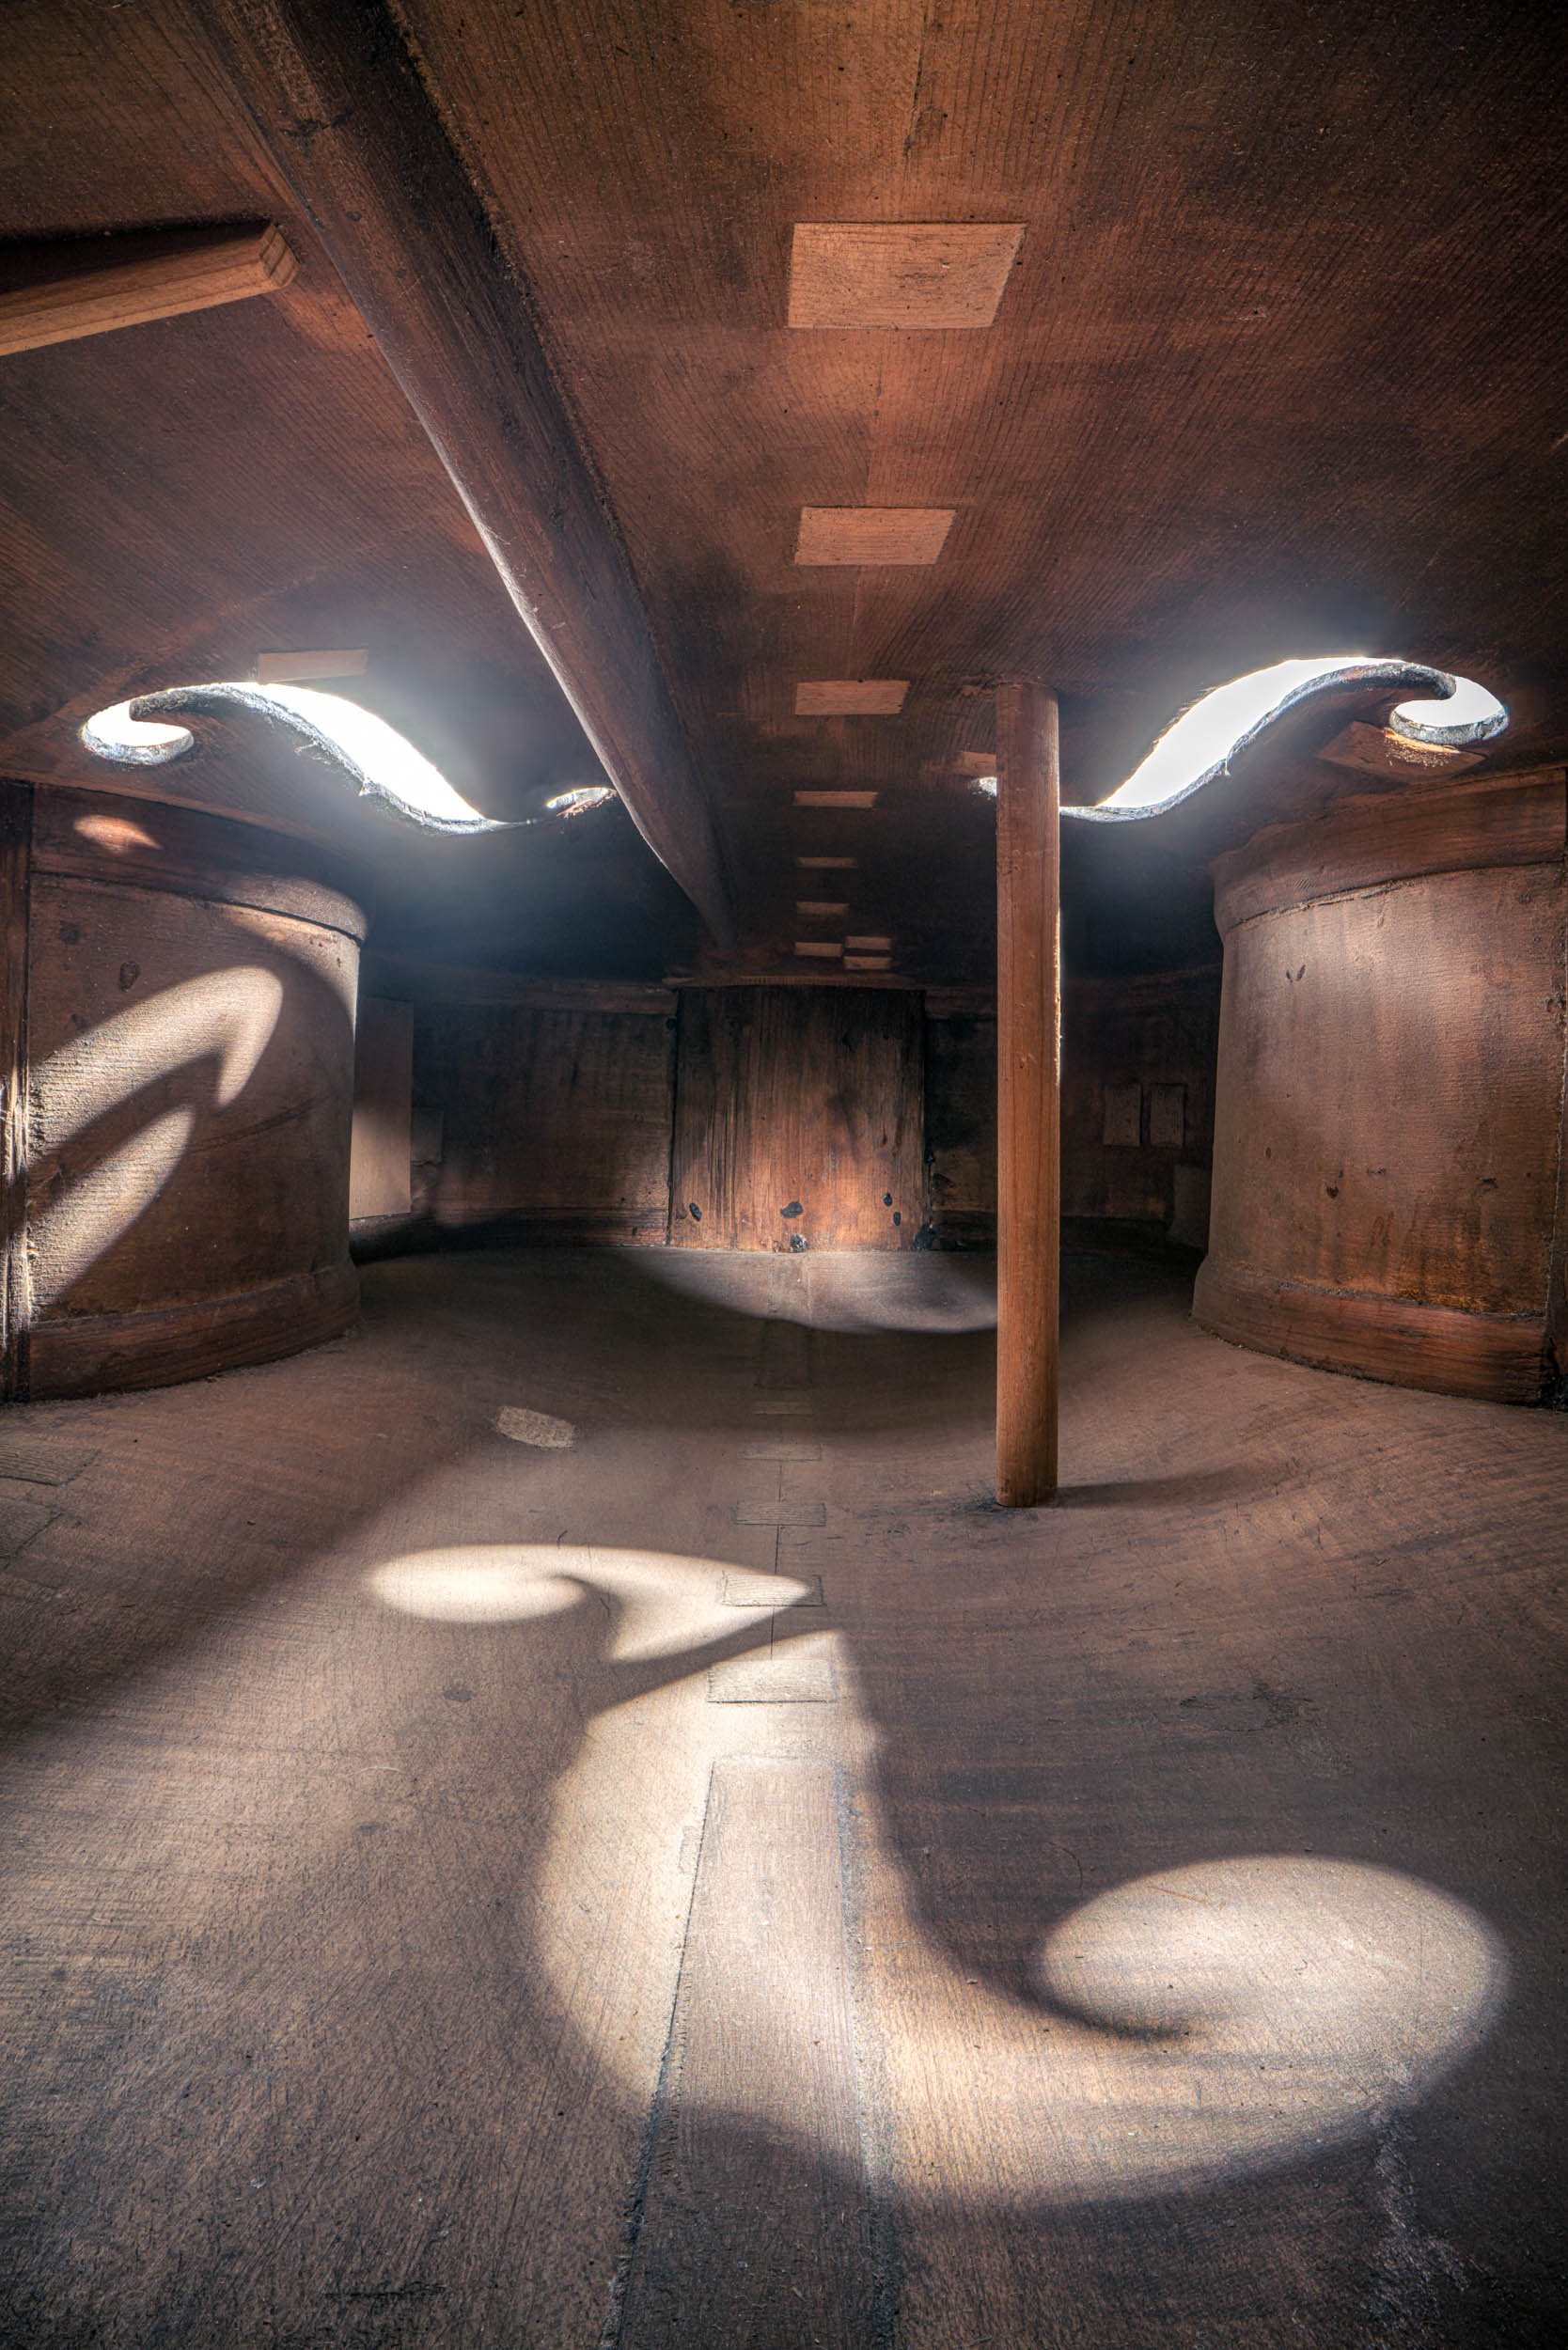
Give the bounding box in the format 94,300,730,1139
254,648,368,683
995,682,1058,1504
670,985,923,1249
1200,776,1567,1401
0,785,32,1401
1317,719,1482,782
0,9,607,821
1548,994,1568,1390
788,220,1024,329
924,1007,996,1247
0,222,295,356
1061,969,1221,1227
3,2,1568,982
200,0,735,943
616,1758,873,2349
362,961,676,1015
385,0,1568,970
1212,768,1568,932
19,792,362,1398
354,973,1210,1263
349,995,413,1221
416,1000,676,1239
794,680,908,715
3,1246,1564,2344
32,787,368,942
25,1261,357,1398
1190,1258,1547,1403
351,969,1220,1267
794,507,955,564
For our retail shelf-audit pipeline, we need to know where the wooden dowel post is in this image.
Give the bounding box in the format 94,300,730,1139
996,682,1060,1505
0,227,298,359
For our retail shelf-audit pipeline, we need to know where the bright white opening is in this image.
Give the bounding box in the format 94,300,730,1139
80,682,501,833
1386,672,1504,740
1090,657,1505,818
79,701,193,765
1106,658,1371,812
252,684,495,828
544,784,616,817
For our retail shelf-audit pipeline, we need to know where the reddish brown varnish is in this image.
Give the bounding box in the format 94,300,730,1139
670,987,924,1251
1196,768,1568,1402
995,682,1060,1505
0,783,364,1400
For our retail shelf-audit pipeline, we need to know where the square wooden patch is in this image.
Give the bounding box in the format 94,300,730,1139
795,508,954,565
795,680,908,715
707,1648,838,1703
256,648,367,683
1149,1083,1186,1152
1102,1084,1142,1148
736,1496,827,1529
722,1566,824,1604
789,222,1024,330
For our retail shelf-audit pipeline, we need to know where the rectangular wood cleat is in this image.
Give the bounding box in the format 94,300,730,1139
735,1496,826,1527
707,1648,838,1702
722,1569,824,1607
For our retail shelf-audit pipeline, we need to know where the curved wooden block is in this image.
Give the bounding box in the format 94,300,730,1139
1193,1257,1546,1405
1201,767,1567,1403
26,1262,358,1401
6,787,366,1401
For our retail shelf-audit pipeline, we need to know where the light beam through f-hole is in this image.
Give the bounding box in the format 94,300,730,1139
366,1543,1508,2208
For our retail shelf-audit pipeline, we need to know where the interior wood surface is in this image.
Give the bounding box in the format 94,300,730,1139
1,1246,1563,2344
1201,771,1567,1399
995,681,1060,1502
669,986,924,1249
350,996,414,1223
417,998,677,1241
0,788,33,1401
1207,864,1567,1318
3,1,1565,979
0,222,296,357
13,791,364,1397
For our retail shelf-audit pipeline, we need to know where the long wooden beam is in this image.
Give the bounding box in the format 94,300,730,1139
204,0,735,945
0,226,297,359
995,682,1060,1505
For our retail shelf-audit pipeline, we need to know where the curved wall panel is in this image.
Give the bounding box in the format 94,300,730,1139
3,784,366,1399
1195,768,1568,1402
